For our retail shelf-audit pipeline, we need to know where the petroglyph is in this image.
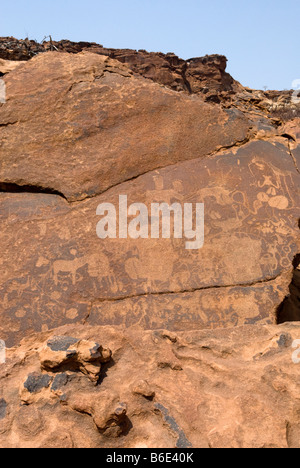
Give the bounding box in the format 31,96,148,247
52,254,109,286
0,138,299,346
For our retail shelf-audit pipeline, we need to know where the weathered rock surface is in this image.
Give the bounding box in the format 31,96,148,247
0,37,242,103
0,49,299,347
1,323,300,448
0,37,299,449
1,37,300,118
0,59,24,75
0,51,250,201
0,135,299,346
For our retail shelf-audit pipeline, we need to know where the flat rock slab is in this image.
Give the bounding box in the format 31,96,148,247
0,137,299,346
0,52,249,201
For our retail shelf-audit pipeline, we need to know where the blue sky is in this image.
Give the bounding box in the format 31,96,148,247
1,0,299,90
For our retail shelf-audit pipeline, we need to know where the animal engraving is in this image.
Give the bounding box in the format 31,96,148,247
52,254,109,285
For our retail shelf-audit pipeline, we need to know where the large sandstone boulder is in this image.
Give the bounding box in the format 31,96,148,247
0,51,299,347
0,51,249,201
0,37,243,101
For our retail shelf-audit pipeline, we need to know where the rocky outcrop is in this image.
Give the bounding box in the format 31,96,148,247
0,36,300,449
1,323,300,448
0,50,299,347
0,37,242,103
1,37,300,118
0,37,47,61
0,51,250,202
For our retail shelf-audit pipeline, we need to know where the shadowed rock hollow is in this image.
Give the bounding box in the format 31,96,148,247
0,38,299,448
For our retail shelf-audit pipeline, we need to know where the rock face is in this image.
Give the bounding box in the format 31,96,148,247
1,323,300,448
0,51,249,201
0,58,24,75
0,46,299,348
2,36,300,115
0,37,242,103
0,38,299,448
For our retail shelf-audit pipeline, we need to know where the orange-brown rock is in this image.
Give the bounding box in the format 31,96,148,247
2,36,300,117
0,39,300,449
0,51,299,347
0,59,24,75
0,51,250,201
0,136,299,346
0,37,242,102
1,323,300,448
